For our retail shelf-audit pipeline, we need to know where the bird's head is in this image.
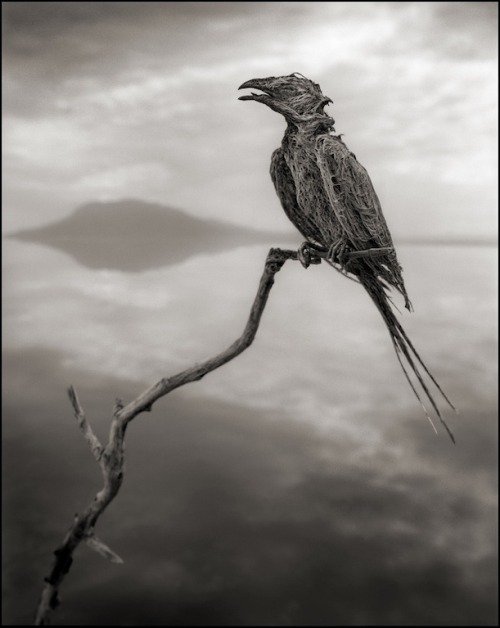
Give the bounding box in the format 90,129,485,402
238,72,333,125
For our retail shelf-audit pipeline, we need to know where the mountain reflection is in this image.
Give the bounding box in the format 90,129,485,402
10,200,296,272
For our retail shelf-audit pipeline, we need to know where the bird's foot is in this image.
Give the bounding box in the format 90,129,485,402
327,241,352,270
297,242,324,269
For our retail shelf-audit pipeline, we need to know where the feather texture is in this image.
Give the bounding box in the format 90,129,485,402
240,73,456,440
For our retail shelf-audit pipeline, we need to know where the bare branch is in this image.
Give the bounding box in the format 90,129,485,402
67,385,103,462
116,247,298,423
86,531,124,564
34,247,300,625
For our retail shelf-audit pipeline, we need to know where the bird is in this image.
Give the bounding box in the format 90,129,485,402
238,72,456,441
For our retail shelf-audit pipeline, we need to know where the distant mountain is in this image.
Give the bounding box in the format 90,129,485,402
8,200,296,272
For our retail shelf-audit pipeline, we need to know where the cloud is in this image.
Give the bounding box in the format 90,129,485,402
4,237,497,456
3,344,497,625
3,2,496,236
3,7,496,622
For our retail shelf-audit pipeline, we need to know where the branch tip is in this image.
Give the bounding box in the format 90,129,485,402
86,532,124,564
113,397,124,416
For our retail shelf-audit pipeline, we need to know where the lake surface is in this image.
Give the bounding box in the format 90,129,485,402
3,239,498,625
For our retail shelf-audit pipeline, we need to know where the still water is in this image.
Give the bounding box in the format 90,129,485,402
3,240,497,625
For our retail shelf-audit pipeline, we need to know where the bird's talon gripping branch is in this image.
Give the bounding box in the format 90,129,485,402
327,241,351,269
298,242,322,268
297,243,311,268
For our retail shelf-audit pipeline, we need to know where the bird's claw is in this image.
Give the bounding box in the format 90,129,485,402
298,242,322,268
328,241,351,269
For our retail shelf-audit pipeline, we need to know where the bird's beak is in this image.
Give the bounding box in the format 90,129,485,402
317,97,333,111
238,79,273,101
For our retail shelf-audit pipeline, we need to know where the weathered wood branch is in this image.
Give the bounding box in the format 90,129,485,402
116,247,299,424
67,385,104,462
34,246,299,625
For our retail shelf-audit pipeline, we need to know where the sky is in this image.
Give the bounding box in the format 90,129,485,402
2,1,498,238
2,2,498,626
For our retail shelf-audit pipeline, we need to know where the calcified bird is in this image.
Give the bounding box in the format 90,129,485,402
239,72,456,441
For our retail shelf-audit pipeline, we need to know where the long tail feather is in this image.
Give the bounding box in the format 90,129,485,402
392,316,457,413
360,273,456,443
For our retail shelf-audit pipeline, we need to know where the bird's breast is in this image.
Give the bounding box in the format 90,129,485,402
280,137,344,245
283,146,326,211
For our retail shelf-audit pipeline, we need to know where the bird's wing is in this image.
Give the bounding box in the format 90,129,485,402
270,148,325,246
316,134,411,308
315,134,394,250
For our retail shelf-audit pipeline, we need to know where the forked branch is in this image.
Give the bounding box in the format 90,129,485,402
34,246,299,625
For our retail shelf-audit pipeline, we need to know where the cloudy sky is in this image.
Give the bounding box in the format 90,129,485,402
2,1,498,237
2,3,498,626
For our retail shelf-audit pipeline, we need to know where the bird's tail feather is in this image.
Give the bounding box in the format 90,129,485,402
360,273,457,443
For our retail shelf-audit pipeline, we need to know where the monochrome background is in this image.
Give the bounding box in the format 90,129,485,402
3,2,498,625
